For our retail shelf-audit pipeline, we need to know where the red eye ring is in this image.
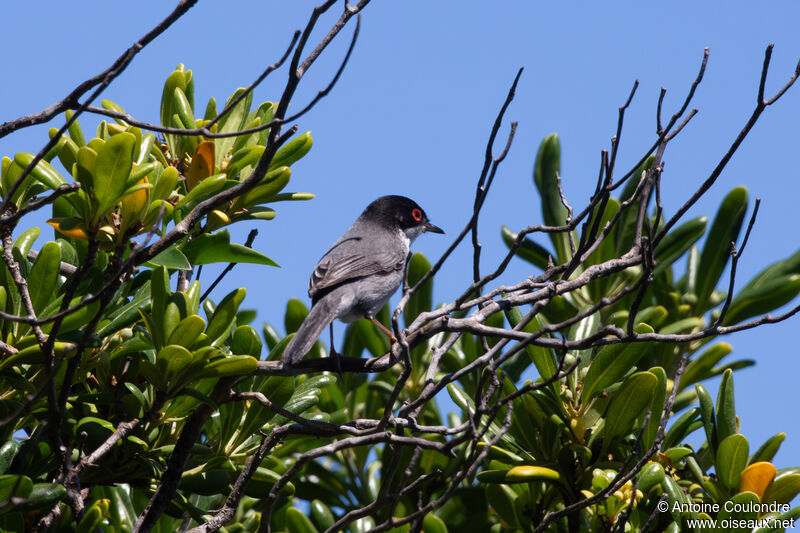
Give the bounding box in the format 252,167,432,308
411,208,422,222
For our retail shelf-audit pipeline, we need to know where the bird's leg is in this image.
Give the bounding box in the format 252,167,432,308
368,316,397,345
329,322,344,383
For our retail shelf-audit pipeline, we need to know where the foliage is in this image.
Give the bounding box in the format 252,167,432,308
0,64,317,531
1,3,799,532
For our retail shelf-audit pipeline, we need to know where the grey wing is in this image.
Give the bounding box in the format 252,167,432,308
309,246,407,300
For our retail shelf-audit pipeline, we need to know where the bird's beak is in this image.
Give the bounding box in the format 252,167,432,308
424,221,445,234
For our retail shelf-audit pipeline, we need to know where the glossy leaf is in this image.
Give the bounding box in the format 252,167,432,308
653,216,707,276
13,152,66,190
612,371,666,444
738,461,776,500
484,484,518,527
270,131,312,169
716,433,749,492
182,230,278,267
723,273,800,326
749,433,786,466
581,323,654,402
215,87,253,168
533,134,571,262
233,166,291,210
286,507,320,533
93,132,136,218
186,140,215,190
173,172,226,211
206,287,246,344
717,491,758,529
680,343,733,391
500,225,552,270
27,241,61,314
696,383,718,455
404,252,432,327
716,368,737,444
642,366,667,450
504,306,557,382
145,247,192,270
695,186,748,311
762,472,800,505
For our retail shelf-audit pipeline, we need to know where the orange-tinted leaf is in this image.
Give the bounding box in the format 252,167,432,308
739,461,776,500
47,218,88,240
186,140,215,190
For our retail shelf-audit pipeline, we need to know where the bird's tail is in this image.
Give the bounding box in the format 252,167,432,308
281,298,337,364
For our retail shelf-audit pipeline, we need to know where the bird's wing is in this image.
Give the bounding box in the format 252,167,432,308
309,243,407,299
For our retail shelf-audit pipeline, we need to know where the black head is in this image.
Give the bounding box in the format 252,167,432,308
362,195,444,236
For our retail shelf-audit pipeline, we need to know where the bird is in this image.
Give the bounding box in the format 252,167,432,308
281,195,444,372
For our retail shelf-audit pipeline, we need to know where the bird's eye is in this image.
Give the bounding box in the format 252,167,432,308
411,208,422,222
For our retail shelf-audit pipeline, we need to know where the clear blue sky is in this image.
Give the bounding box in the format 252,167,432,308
2,2,799,470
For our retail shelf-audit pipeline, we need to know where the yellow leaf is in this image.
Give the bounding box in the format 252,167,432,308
120,178,150,231
47,218,88,240
739,461,776,500
206,209,230,231
186,140,215,190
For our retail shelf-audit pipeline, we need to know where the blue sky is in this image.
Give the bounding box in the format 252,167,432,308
2,2,799,470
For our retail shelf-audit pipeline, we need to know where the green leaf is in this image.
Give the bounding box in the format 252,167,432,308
422,514,448,533
310,500,335,531
233,166,291,210
653,216,707,277
404,252,432,327
166,315,206,348
605,372,658,439
533,134,571,262
157,344,194,382
504,306,558,383
286,507,320,533
749,433,786,466
145,247,192,270
182,230,278,266
215,88,253,168
206,287,246,344
27,241,61,314
716,368,737,444
581,323,654,402
173,87,195,134
0,441,21,476
716,433,749,492
696,186,748,311
230,325,262,357
762,472,800,505
160,67,188,156
65,109,86,147
0,474,33,502
93,132,136,218
284,298,308,334
724,274,800,326
270,131,313,169
14,152,66,190
500,225,552,270
97,280,151,337
717,492,758,529
696,383,718,456
12,482,67,513
484,484,519,527
642,366,667,450
225,145,264,179
173,172,226,211
680,343,733,391
13,227,40,258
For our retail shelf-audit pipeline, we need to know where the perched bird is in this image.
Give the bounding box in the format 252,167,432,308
281,195,444,371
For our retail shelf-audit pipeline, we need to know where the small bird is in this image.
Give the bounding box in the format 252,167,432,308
281,195,444,370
